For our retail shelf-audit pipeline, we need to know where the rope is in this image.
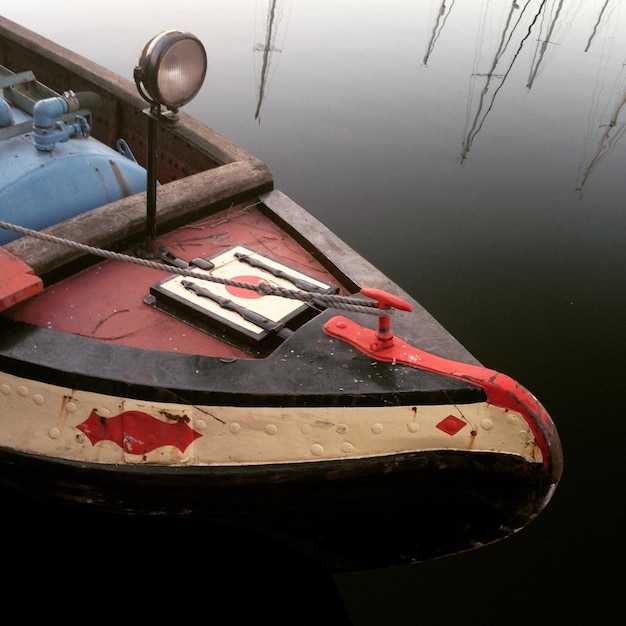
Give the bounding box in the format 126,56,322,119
0,219,388,316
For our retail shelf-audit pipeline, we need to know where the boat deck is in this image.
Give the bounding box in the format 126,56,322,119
5,200,348,359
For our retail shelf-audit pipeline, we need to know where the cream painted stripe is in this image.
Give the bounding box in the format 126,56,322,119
0,371,542,466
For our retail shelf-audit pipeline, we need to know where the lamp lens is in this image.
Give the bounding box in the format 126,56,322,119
156,39,206,108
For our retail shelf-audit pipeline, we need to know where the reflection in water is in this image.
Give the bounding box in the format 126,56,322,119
254,0,289,122
585,0,610,52
456,0,625,189
459,0,544,163
527,0,564,89
423,0,455,66
249,0,624,190
576,87,626,192
577,0,625,191
5,490,353,624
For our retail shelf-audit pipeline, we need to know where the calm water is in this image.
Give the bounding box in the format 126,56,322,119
3,1,624,623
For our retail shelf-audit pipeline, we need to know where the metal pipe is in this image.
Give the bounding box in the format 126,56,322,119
32,91,100,151
144,104,159,255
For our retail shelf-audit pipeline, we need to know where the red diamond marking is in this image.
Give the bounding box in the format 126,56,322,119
436,415,467,436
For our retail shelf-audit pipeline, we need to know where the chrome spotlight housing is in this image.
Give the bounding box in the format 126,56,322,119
134,30,207,115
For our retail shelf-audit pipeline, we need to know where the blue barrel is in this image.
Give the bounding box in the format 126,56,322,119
0,97,148,245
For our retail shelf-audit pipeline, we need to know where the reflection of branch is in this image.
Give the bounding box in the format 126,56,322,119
527,0,563,89
585,0,610,52
423,0,455,66
255,0,279,122
576,88,626,191
460,0,542,163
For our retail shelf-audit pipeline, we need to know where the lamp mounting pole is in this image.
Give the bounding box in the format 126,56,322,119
134,30,207,259
144,102,160,256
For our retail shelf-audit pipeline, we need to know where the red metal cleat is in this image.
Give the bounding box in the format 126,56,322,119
359,287,413,350
322,290,561,477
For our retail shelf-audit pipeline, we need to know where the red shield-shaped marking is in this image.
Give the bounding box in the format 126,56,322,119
77,410,201,454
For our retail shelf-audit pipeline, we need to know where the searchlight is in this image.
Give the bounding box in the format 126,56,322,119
133,31,207,255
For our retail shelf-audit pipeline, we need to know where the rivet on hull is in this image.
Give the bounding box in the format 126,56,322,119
310,443,324,456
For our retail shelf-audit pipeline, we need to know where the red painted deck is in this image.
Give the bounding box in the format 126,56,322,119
6,202,345,358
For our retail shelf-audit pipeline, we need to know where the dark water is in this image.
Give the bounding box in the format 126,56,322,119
3,1,624,623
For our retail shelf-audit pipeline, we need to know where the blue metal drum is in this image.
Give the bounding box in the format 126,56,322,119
0,94,147,245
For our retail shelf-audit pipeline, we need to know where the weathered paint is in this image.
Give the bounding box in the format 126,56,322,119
0,18,562,570
0,369,542,466
323,312,562,482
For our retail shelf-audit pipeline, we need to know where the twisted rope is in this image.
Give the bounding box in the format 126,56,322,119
0,220,388,316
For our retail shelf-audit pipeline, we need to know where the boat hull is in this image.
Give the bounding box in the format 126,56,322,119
0,444,551,572
0,304,558,571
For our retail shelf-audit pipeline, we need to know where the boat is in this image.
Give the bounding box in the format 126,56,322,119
0,16,562,573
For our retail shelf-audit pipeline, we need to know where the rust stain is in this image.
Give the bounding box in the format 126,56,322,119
528,439,541,462
58,393,76,429
160,410,191,425
93,166,108,200
108,159,133,196
467,428,477,449
60,394,72,413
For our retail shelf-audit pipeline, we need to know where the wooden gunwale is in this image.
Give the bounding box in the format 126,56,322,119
0,15,274,280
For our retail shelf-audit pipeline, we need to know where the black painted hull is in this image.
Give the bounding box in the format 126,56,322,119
0,444,550,572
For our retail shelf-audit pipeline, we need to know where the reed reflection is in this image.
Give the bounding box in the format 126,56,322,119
254,0,290,123
577,0,625,191
459,0,546,164
423,0,456,66
422,0,625,191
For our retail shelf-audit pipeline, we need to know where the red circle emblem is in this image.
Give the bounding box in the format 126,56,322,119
225,275,265,299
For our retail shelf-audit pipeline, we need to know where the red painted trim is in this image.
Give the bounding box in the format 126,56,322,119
323,315,562,482
0,247,43,311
